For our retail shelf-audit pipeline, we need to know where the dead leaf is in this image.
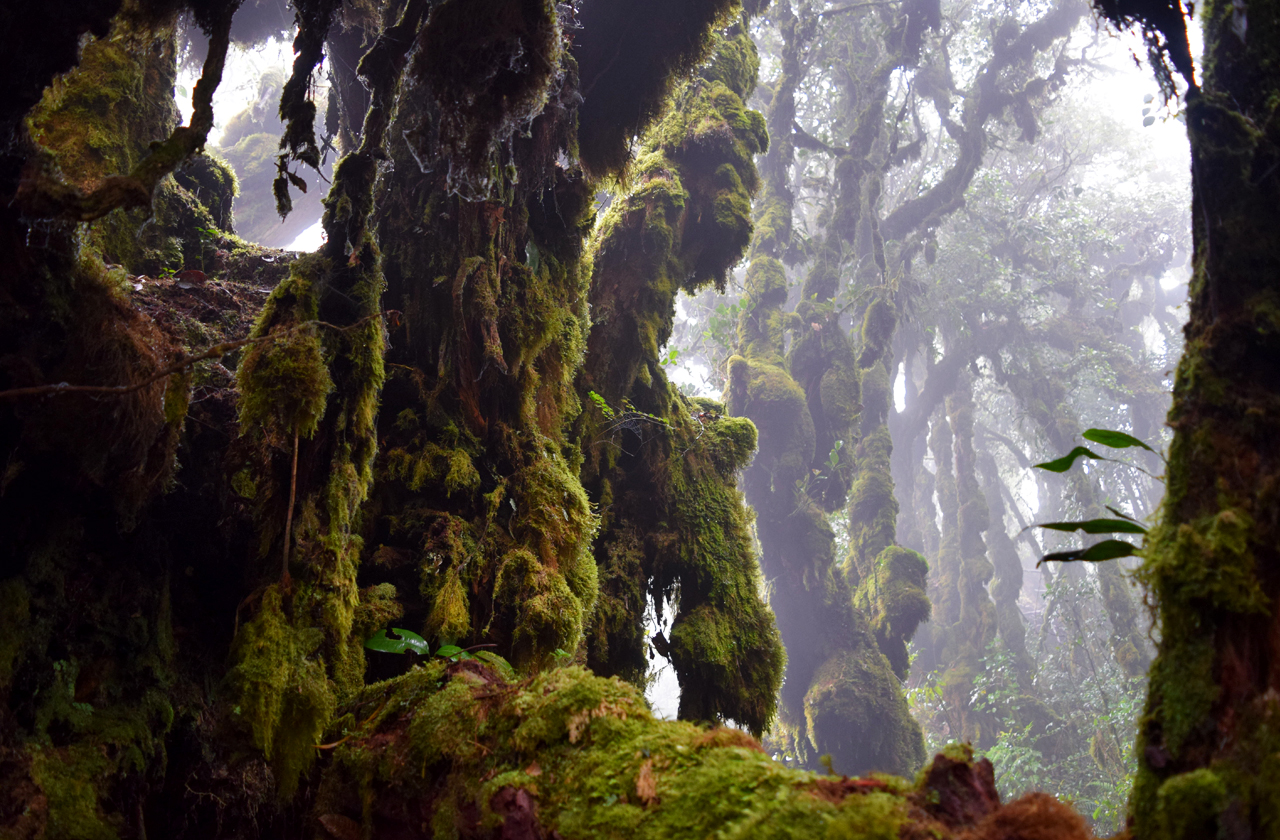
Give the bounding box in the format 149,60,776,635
635,759,657,805
525,761,542,777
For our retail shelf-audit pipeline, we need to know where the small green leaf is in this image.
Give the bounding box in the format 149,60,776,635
1082,428,1155,452
435,644,463,658
1036,518,1147,535
365,628,431,655
1033,446,1104,472
1143,115,1156,127
1039,539,1139,565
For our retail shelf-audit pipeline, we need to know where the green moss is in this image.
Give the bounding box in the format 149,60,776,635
512,449,600,610
494,548,591,671
313,660,971,839
428,566,471,643
230,467,258,500
803,649,926,777
702,414,758,472
1153,768,1227,840
1139,507,1267,620
854,547,930,679
352,583,405,640
236,255,335,441
30,745,120,840
385,441,481,496
225,585,338,798
162,369,191,428
859,296,896,353
698,26,762,100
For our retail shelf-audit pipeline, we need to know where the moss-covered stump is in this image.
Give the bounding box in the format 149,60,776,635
312,657,1091,840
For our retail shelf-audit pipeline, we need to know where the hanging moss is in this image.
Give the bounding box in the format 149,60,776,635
235,258,334,441
494,547,593,671
409,0,563,196
225,585,338,798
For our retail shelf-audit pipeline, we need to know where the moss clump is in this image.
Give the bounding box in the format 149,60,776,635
494,547,594,672
1153,768,1228,840
384,442,481,496
854,546,931,679
29,744,120,840
427,566,471,643
353,582,405,638
225,585,338,798
312,658,1038,839
236,255,335,442
804,648,926,776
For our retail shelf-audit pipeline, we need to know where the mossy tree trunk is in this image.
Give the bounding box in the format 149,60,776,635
724,0,927,777
1093,0,1280,833
575,20,785,734
0,0,790,833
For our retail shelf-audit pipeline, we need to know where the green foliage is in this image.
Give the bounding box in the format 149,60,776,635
966,628,1145,835
1082,428,1157,452
364,628,431,655
1033,446,1108,473
1037,518,1147,535
1040,540,1141,564
1032,429,1160,564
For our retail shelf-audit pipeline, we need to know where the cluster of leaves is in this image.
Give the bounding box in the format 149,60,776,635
365,627,574,665
974,599,1145,834
1032,428,1158,563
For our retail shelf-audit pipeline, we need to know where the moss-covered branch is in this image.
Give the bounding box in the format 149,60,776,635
15,1,239,222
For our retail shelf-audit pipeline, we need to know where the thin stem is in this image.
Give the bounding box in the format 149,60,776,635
282,429,300,583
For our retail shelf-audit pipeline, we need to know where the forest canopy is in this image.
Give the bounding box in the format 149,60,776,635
0,0,1276,838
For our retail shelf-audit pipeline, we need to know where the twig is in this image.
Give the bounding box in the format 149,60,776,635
282,429,299,585
0,312,388,403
